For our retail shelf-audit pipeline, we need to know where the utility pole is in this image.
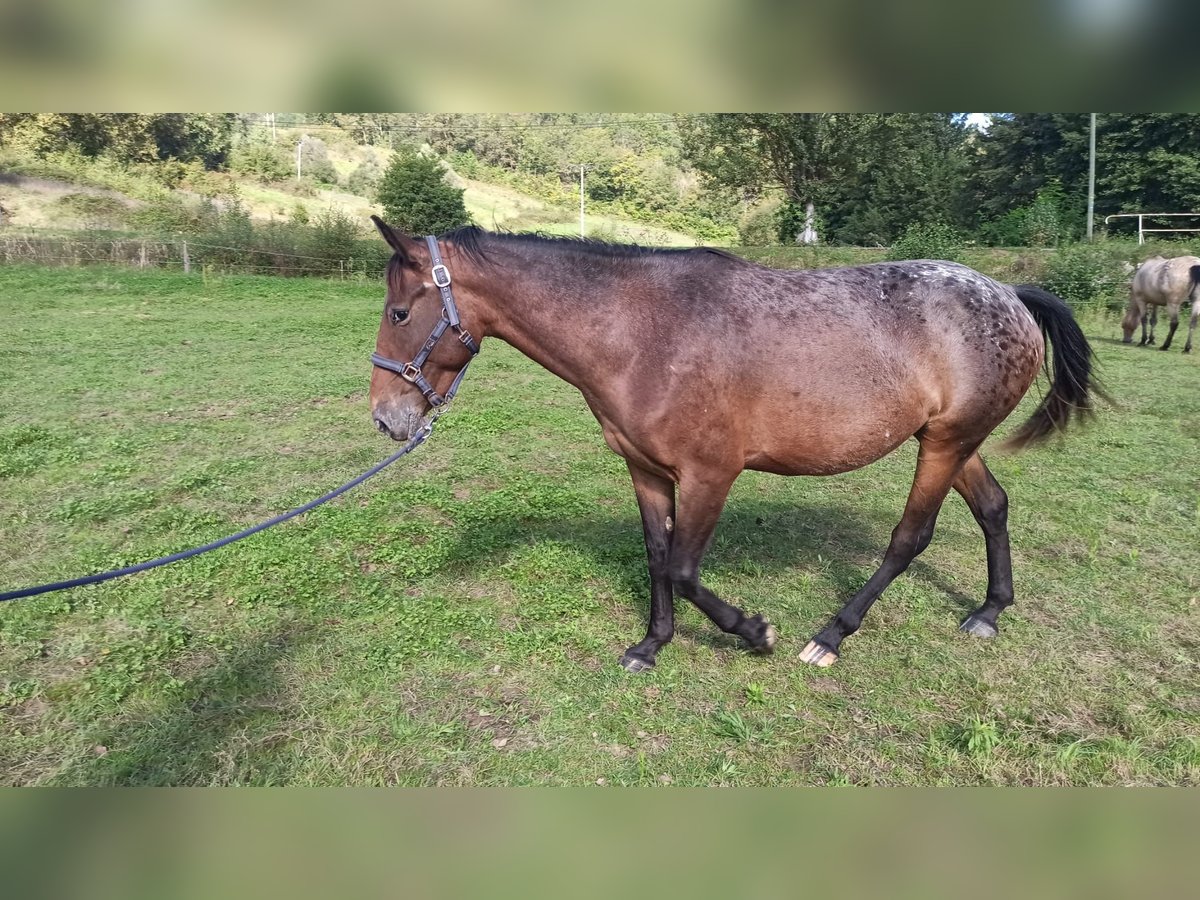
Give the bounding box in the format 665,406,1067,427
296,135,306,181
1086,113,1097,241
269,112,276,141
579,165,587,237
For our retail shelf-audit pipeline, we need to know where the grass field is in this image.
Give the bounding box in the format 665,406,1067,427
1,263,1197,786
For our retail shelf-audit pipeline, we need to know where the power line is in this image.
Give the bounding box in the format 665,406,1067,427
237,114,701,137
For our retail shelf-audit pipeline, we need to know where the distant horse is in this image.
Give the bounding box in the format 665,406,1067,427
1121,255,1200,353
368,219,1101,671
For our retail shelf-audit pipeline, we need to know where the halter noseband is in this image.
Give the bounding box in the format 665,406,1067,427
371,235,480,408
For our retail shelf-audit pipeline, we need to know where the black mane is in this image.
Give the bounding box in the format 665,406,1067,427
438,225,742,267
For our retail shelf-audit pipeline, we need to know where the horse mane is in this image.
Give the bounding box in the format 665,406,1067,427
438,225,743,268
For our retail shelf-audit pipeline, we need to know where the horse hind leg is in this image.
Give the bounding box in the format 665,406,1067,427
663,468,776,661
1185,306,1198,353
1160,302,1181,351
953,453,1014,638
800,437,967,667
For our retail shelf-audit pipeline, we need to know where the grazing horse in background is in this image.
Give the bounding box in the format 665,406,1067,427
1121,255,1200,353
368,219,1102,671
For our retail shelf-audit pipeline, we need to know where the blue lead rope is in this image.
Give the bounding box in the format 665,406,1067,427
0,425,432,603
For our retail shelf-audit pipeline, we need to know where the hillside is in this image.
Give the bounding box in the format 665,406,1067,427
0,149,700,247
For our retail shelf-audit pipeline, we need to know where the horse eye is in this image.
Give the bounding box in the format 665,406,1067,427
390,308,409,325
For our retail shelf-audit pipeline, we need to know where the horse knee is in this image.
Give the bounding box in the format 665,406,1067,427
667,561,698,596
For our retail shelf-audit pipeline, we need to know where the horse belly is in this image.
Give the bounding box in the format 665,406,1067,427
744,397,927,476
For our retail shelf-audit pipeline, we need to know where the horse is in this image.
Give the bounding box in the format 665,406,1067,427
367,218,1101,671
1121,255,1200,353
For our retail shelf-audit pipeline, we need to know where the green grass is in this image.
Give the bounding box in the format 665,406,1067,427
1,264,1197,785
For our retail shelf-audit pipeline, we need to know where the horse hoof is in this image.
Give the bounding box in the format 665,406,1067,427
620,652,655,674
959,614,999,639
744,614,776,654
799,640,838,668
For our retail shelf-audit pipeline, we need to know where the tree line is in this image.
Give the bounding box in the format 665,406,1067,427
2,113,1199,246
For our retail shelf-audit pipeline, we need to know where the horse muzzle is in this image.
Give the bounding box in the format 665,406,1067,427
372,407,425,442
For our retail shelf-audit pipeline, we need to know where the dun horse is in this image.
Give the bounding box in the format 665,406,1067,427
368,219,1100,670
1121,255,1200,353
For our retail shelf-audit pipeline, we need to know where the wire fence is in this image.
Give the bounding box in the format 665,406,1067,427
0,228,1151,294
0,230,390,280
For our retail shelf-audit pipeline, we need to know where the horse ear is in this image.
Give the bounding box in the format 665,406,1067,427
371,215,417,265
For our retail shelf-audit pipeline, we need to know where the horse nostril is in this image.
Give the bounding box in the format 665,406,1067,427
374,416,391,436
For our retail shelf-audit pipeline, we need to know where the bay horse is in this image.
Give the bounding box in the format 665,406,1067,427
1121,255,1200,353
368,218,1100,671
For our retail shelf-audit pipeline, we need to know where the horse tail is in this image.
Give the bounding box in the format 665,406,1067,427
1189,265,1200,301
1002,284,1106,451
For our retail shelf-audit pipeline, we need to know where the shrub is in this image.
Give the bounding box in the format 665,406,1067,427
1042,243,1127,311
346,158,384,197
302,207,362,266
887,221,962,262
734,196,782,247
127,195,215,235
54,193,128,230
229,137,291,183
376,147,471,235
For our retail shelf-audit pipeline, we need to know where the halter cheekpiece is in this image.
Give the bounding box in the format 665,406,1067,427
370,235,480,407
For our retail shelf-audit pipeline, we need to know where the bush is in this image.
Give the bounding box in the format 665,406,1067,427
887,221,962,262
229,137,291,183
737,196,783,246
376,147,471,235
346,158,384,197
54,193,128,230
1041,243,1128,311
127,195,216,235
302,207,362,266
298,137,337,186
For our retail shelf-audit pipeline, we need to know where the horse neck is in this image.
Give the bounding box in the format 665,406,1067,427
460,247,643,392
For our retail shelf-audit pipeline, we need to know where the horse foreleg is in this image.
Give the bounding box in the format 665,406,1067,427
952,453,1013,638
664,469,776,659
1146,306,1158,345
619,462,677,672
800,438,965,667
1160,302,1180,350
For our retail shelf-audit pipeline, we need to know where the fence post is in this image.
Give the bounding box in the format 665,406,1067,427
182,240,190,274
138,241,147,268
339,259,345,280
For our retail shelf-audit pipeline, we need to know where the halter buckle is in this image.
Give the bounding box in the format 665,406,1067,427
400,362,422,382
431,264,452,288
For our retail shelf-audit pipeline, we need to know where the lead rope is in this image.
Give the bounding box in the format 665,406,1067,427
4,236,479,603
1,413,438,602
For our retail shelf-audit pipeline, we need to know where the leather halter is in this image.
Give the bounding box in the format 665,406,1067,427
371,235,480,408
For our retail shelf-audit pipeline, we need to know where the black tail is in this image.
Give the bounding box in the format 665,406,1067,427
1190,265,1200,300
1003,284,1106,451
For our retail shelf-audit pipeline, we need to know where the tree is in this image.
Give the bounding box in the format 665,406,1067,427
967,114,1200,242
0,114,236,168
375,147,471,235
678,114,849,243
677,113,969,245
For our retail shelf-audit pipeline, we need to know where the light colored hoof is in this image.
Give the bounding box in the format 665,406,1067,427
800,640,838,668
620,654,654,674
959,615,999,639
762,623,777,652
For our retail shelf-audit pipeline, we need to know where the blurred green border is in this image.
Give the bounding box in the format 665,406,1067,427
1,789,1197,898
